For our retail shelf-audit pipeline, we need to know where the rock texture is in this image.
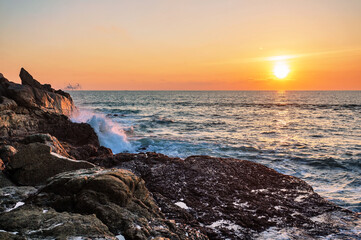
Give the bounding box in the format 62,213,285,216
89,152,361,239
31,168,207,240
0,205,116,239
7,143,95,186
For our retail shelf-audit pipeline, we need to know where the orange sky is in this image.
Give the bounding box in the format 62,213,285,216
1,0,360,90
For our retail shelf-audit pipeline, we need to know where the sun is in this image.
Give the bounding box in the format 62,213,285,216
273,61,290,79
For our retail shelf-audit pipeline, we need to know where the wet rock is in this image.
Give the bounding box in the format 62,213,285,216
32,168,208,240
7,143,95,186
0,232,25,240
90,153,360,239
0,186,37,212
0,205,116,239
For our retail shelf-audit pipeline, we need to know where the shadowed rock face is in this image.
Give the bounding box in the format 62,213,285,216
31,168,208,240
88,153,360,239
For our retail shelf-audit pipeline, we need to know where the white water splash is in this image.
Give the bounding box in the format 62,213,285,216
71,110,134,154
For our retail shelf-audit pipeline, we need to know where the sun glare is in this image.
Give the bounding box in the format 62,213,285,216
273,61,290,79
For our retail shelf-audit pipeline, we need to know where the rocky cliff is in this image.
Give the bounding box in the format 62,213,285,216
0,70,359,240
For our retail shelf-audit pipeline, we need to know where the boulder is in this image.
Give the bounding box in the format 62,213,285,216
32,168,208,240
0,205,116,239
7,143,95,186
89,153,361,239
22,133,72,158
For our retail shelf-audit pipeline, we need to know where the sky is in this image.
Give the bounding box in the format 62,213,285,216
0,0,360,90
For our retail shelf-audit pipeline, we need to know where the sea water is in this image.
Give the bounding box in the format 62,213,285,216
70,91,361,212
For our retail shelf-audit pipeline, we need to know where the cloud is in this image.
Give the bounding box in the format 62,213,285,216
64,83,81,90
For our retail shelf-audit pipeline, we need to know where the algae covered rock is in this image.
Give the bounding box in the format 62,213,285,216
32,168,208,240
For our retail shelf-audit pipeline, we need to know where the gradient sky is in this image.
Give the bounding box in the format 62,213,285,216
1,0,360,90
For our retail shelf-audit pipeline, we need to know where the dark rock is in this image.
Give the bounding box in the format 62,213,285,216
0,205,116,239
90,153,361,239
7,143,95,186
31,168,208,240
0,171,15,187
19,68,44,90
0,97,17,111
0,232,25,240
0,186,37,212
0,145,17,166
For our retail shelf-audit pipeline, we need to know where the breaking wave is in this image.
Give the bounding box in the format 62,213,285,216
71,110,134,154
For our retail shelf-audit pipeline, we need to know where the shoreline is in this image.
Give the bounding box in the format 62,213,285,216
0,69,360,239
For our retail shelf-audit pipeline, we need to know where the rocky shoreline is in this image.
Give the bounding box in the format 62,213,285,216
0,69,359,239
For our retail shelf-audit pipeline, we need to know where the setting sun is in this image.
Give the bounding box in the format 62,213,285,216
273,61,290,79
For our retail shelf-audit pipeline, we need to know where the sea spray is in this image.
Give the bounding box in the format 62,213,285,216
71,109,134,153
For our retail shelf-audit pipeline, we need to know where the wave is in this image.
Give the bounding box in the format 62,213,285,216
71,110,134,154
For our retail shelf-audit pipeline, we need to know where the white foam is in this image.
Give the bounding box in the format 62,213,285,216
207,220,243,231
175,201,189,210
5,202,24,212
71,110,134,154
116,234,126,240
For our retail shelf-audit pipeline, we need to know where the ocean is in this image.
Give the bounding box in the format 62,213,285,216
69,90,361,212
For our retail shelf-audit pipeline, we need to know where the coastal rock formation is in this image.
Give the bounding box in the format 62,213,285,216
31,168,207,240
0,70,100,149
0,69,359,240
89,152,361,239
7,143,95,186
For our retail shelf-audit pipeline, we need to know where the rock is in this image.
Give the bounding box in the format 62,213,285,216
0,73,4,79
0,97,17,111
90,153,361,239
0,171,15,187
22,133,72,158
19,68,44,90
0,68,75,116
32,168,208,240
0,205,116,239
0,145,17,166
0,186,37,212
7,143,95,186
0,232,25,240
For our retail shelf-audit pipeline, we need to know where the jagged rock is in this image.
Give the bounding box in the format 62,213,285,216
7,143,95,186
31,168,208,240
0,69,75,116
0,205,116,239
19,68,44,90
89,153,361,239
